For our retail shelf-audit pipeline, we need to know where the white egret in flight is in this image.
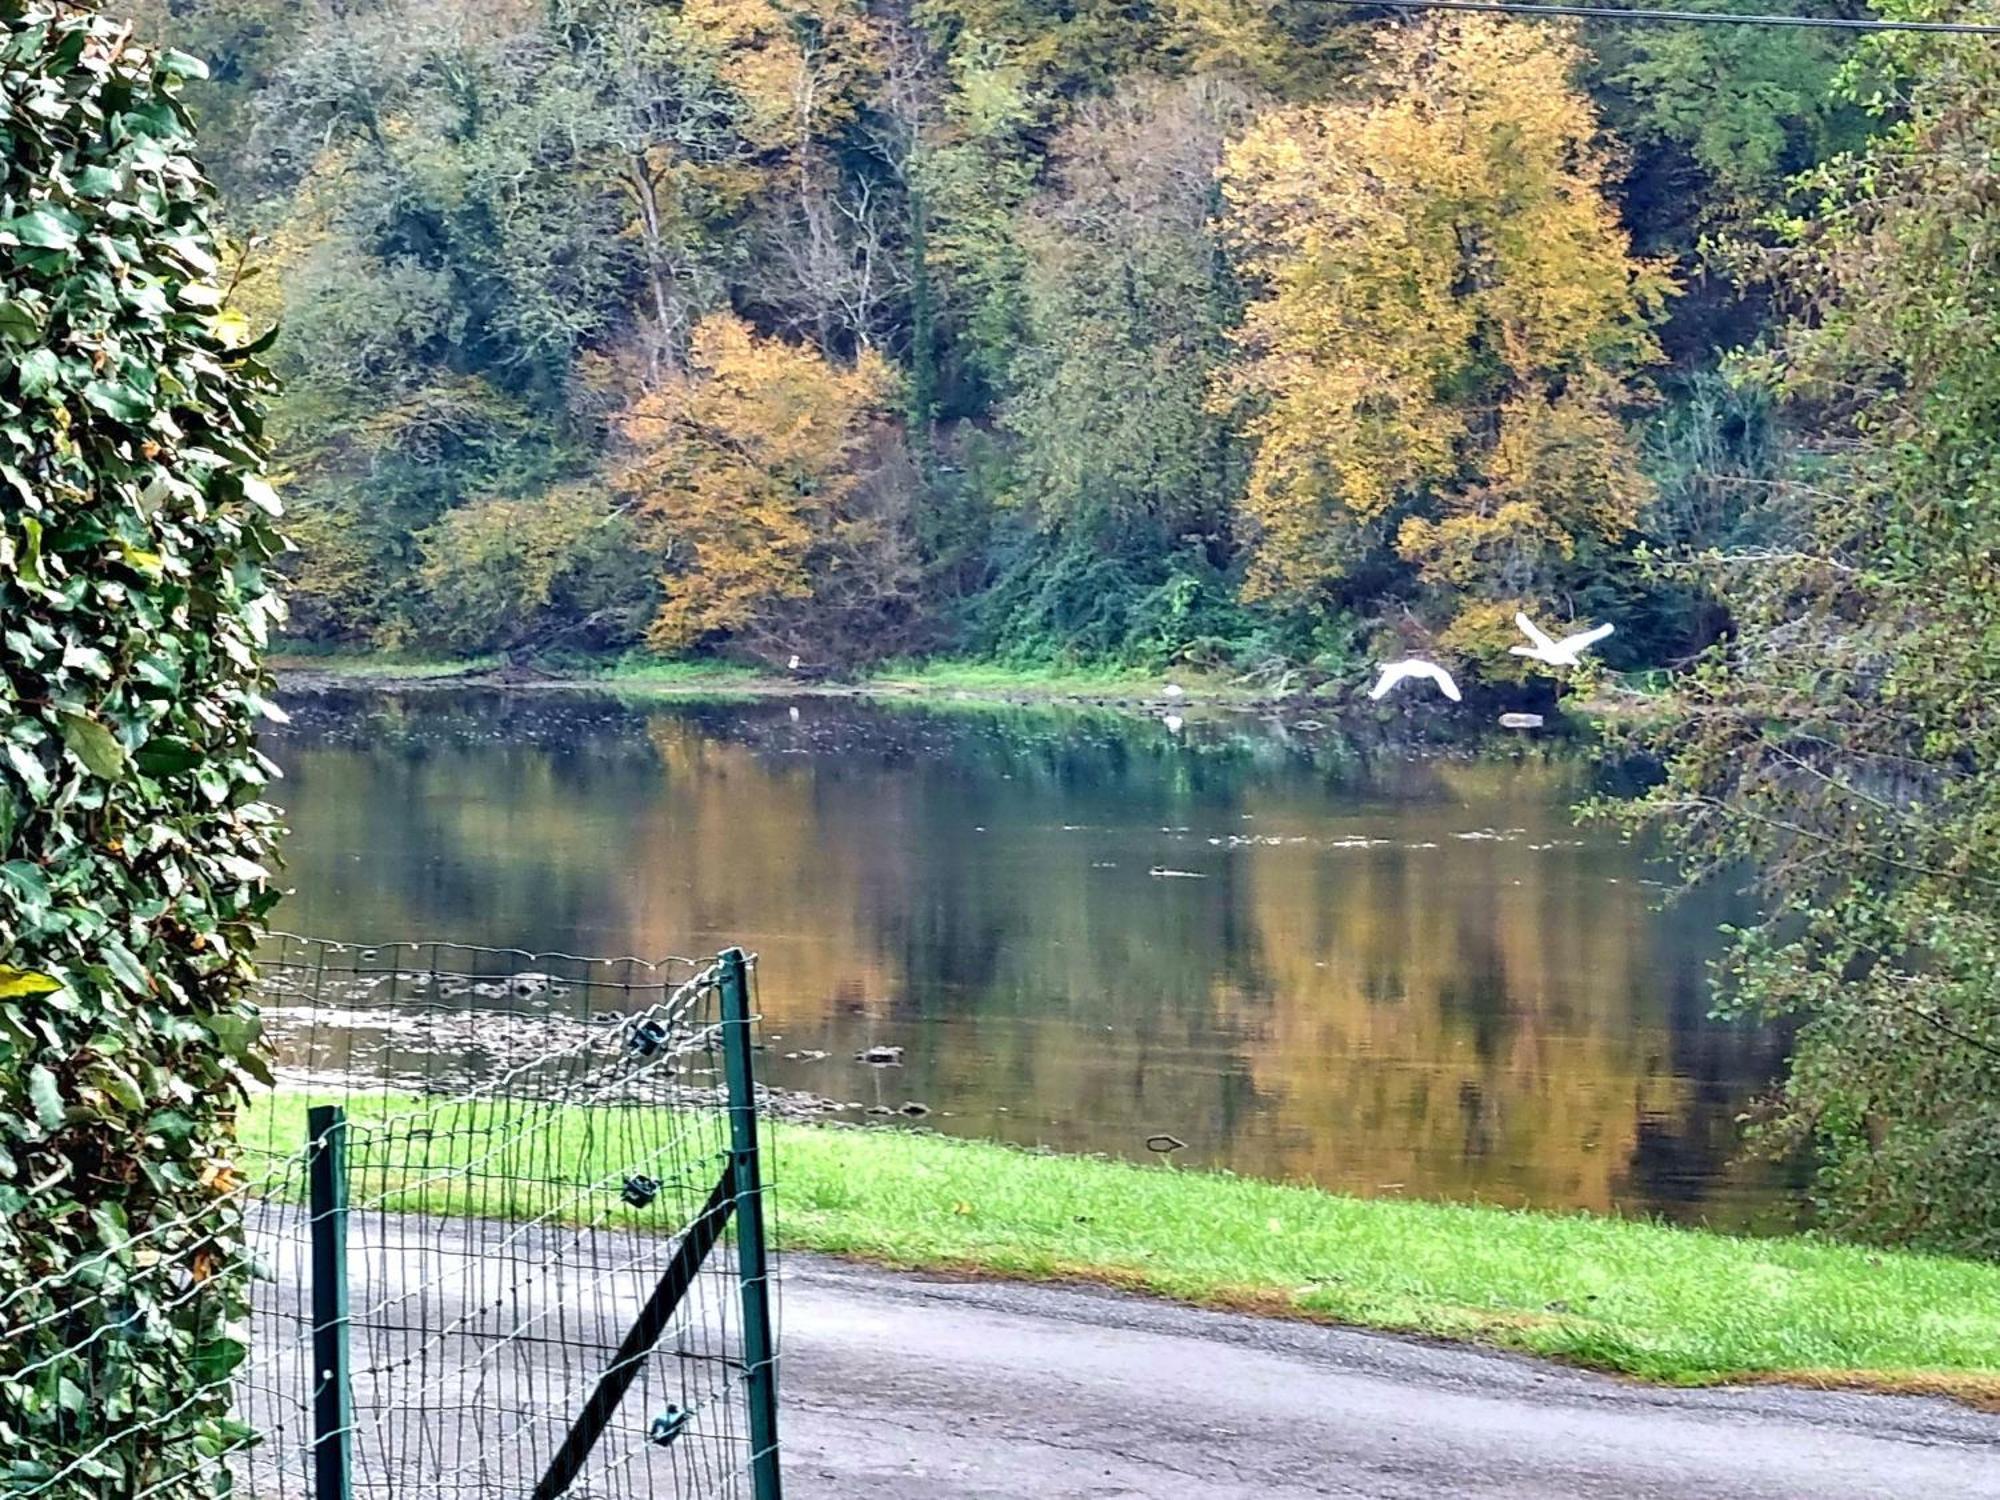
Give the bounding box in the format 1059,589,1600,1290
1366,659,1462,703
1511,613,1614,667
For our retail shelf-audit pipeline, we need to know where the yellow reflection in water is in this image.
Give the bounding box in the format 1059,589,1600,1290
268,697,1782,1223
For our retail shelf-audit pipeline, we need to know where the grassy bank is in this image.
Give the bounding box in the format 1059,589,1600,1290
859,657,1241,701
265,648,1665,725
267,648,505,681
267,646,1250,705
240,1093,2000,1399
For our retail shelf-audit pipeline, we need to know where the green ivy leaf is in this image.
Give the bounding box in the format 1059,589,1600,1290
84,1059,145,1110
60,642,110,679
1,741,50,802
226,322,281,359
194,762,229,805
89,1202,130,1250
147,1107,196,1142
202,1013,261,1062
0,299,41,342
210,853,268,884
0,860,50,905
58,712,128,778
14,347,60,396
190,1333,247,1385
5,206,81,250
71,165,121,198
82,380,153,424
134,736,203,776
99,943,148,995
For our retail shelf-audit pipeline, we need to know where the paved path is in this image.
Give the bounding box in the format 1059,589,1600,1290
777,1257,2000,1499
247,1211,2000,1498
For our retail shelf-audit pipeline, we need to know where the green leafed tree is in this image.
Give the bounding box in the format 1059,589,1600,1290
1585,0,1873,359
0,4,285,1492
1620,23,2000,1256
245,3,626,643
415,484,656,658
981,75,1254,665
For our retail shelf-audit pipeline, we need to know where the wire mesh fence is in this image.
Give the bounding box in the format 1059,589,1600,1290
0,936,782,1500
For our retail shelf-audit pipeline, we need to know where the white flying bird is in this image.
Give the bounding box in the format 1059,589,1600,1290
1510,613,1614,668
1367,659,1462,703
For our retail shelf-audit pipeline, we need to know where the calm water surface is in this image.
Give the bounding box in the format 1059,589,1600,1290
266,689,1794,1229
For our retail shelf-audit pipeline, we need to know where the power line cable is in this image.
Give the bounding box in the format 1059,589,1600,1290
1310,0,2000,34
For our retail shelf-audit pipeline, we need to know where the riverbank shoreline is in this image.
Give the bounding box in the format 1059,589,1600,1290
269,652,1294,710
269,652,1674,724
240,1095,2000,1403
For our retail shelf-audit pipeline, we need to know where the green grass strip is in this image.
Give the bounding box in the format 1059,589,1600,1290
266,649,504,680
268,650,1236,702
860,656,1189,696
239,1092,2000,1398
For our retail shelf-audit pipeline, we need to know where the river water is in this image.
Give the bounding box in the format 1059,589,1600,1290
265,688,1795,1230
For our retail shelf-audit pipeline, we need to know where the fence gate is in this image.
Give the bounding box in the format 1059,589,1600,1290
239,938,783,1500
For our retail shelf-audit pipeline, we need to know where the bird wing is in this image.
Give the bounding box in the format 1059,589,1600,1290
1370,660,1461,702
1514,612,1558,652
1556,622,1615,653
1366,663,1407,700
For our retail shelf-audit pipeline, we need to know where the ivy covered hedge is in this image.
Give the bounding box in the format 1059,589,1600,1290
0,5,283,1495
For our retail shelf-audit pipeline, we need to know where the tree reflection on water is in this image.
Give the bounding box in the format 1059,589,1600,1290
267,690,1799,1230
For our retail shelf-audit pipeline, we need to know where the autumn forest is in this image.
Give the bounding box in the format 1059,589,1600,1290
139,0,1858,678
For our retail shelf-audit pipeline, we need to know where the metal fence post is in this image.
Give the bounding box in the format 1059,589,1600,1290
306,1105,354,1500
717,948,783,1500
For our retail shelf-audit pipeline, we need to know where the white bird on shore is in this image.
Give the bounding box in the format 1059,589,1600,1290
1162,682,1186,701
1366,659,1462,703
1510,613,1614,667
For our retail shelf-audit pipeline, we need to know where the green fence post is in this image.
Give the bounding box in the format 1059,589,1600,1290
718,948,783,1500
306,1105,354,1500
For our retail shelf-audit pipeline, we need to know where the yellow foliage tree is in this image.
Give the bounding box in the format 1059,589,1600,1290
1218,16,1672,657
673,0,878,151
618,312,903,657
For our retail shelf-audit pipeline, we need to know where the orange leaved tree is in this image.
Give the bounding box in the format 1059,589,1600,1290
617,312,916,661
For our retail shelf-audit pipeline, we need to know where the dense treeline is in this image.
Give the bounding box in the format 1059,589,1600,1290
135,0,1861,677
